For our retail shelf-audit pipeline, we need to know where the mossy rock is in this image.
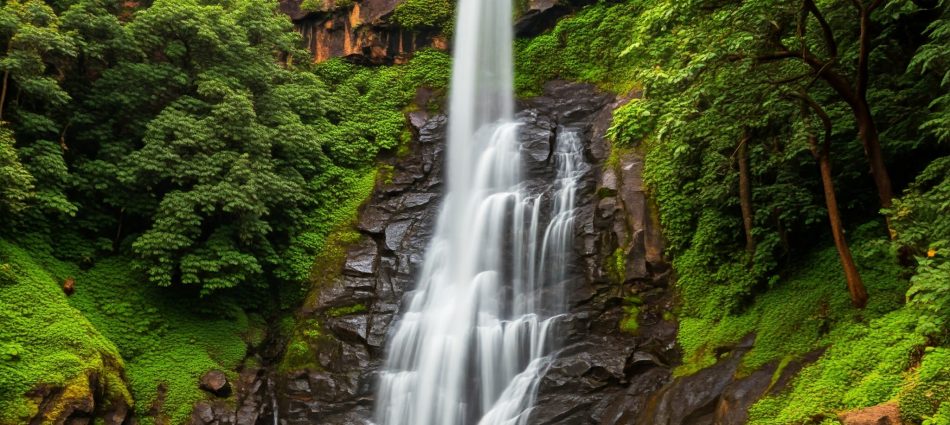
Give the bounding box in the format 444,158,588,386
0,241,132,425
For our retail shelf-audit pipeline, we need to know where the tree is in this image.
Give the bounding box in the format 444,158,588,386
0,0,76,125
82,0,329,294
791,92,868,308
753,0,898,213
0,125,33,217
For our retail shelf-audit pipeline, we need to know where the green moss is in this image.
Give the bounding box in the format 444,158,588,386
605,247,626,285
0,240,132,425
0,236,253,425
392,0,454,31
926,403,950,425
620,302,641,334
300,0,352,12
327,304,368,317
747,308,932,424
68,257,248,424
279,319,333,373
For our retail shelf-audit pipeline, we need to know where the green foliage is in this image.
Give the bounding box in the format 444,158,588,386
0,126,33,217
68,256,250,424
747,308,929,424
517,4,946,422
620,296,641,334
675,233,906,377
514,2,640,96
1,237,252,425
909,1,950,143
275,49,449,294
18,139,76,217
0,0,77,124
900,347,950,424
80,0,317,294
888,156,950,339
298,0,355,12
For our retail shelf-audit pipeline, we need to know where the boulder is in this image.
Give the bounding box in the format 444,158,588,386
199,370,231,397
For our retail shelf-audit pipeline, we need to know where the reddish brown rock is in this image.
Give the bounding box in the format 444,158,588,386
199,370,232,397
839,403,904,425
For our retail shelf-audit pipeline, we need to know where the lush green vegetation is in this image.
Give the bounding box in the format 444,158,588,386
515,0,948,422
1,0,947,423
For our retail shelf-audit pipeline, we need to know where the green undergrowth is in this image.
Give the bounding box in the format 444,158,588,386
675,226,907,376
69,256,252,425
0,237,255,425
0,240,132,425
673,225,948,423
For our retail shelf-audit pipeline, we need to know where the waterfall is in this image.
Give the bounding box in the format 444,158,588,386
374,1,586,424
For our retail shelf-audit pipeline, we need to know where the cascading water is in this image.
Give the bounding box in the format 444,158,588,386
374,1,587,424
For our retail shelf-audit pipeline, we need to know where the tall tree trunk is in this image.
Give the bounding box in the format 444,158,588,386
738,130,756,255
853,100,894,211
0,70,9,122
795,91,870,308
853,0,895,214
811,134,868,308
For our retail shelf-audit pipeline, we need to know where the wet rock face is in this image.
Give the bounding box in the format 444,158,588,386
261,103,446,425
256,81,622,424
519,84,679,425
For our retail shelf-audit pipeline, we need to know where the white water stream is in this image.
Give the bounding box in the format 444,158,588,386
374,1,585,424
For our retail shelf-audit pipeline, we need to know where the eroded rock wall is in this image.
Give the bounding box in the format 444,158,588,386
278,0,604,63
279,0,443,64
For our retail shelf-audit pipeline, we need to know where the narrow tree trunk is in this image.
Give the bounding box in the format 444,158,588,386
853,0,895,215
738,131,756,255
793,91,870,308
810,135,868,308
0,70,9,122
853,100,894,210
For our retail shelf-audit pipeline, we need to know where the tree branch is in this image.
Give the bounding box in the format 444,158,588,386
787,91,834,154
804,0,839,59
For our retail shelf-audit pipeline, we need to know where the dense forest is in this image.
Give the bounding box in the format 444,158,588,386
0,0,947,424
